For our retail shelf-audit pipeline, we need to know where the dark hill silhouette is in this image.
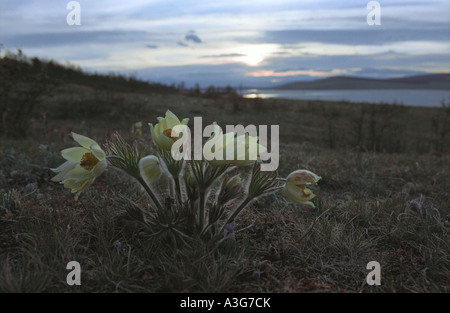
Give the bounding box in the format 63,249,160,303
0,49,178,95
276,74,450,90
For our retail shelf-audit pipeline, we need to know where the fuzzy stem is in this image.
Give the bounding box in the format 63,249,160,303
137,177,164,212
174,174,183,204
199,187,206,229
219,196,253,235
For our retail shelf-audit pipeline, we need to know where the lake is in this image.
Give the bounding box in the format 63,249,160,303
241,89,450,107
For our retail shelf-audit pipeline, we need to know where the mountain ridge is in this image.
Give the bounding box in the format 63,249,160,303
274,73,450,90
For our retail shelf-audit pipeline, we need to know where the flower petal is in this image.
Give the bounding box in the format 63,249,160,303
159,133,177,150
72,132,98,149
65,164,97,182
154,123,162,139
51,160,77,173
164,110,181,128
151,111,189,151
90,144,106,161
63,178,95,198
149,123,157,144
285,183,316,204
51,161,77,181
92,159,107,177
287,169,321,185
61,147,89,162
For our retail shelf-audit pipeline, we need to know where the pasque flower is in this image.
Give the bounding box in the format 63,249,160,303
149,110,189,150
51,132,107,200
138,155,161,184
204,123,266,167
204,126,236,167
285,169,321,207
232,134,266,167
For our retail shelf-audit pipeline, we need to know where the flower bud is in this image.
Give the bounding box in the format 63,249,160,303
138,155,161,184
224,175,242,192
284,169,321,207
219,175,243,203
133,121,143,137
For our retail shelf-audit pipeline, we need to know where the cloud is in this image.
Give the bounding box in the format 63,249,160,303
264,52,450,76
201,53,246,58
134,63,248,87
185,31,202,44
247,69,350,78
262,53,369,69
1,31,156,48
261,29,450,46
0,0,448,87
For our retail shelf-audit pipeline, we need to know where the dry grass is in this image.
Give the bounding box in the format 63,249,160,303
0,80,449,293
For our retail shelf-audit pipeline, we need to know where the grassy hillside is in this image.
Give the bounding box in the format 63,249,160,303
0,52,449,293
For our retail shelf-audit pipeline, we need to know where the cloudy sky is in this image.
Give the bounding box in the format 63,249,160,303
1,0,449,87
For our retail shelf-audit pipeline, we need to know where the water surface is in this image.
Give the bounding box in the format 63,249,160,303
241,89,450,107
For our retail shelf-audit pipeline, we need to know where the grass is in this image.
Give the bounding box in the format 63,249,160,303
0,55,449,293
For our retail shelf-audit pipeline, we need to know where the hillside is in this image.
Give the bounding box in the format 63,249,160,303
276,73,450,90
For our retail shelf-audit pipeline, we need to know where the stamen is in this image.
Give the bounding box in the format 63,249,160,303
302,189,310,198
80,152,99,171
163,128,179,141
295,184,311,198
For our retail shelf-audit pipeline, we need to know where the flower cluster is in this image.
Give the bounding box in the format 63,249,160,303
51,110,321,242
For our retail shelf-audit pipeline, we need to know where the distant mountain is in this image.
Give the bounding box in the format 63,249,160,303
275,74,450,90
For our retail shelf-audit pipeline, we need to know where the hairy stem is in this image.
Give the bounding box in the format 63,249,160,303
219,196,253,235
174,174,183,204
137,177,164,212
199,187,206,230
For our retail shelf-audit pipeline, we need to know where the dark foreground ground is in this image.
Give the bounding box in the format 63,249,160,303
0,54,449,292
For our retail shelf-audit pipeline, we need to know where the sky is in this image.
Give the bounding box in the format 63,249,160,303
0,0,449,87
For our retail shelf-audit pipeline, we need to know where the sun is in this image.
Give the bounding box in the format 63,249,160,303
236,44,277,66
240,53,265,66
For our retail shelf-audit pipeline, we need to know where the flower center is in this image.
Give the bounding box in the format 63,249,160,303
295,184,311,198
80,152,99,171
163,128,179,141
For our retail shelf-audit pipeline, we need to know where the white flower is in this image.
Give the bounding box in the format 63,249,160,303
285,169,321,207
149,110,189,150
204,123,266,167
51,132,107,200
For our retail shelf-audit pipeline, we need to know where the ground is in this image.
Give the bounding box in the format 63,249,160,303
0,78,449,293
